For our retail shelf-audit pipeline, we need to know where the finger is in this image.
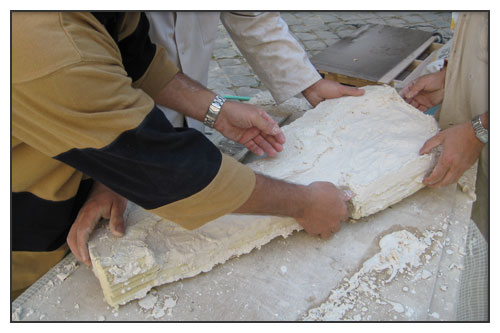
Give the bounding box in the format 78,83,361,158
271,129,286,145
262,133,284,153
419,134,442,155
66,225,81,264
403,78,426,99
244,139,264,156
253,134,278,157
252,109,283,137
399,86,410,99
75,207,103,267
320,230,332,239
339,85,365,97
423,158,448,186
109,202,125,237
431,168,460,188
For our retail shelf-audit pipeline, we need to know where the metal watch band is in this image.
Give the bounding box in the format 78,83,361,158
472,115,488,144
203,95,226,128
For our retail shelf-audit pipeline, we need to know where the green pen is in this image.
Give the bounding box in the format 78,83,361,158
223,95,251,101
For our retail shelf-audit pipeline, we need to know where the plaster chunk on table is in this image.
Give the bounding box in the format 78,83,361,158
88,85,439,307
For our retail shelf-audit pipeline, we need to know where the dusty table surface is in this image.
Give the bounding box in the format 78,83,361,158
12,167,476,321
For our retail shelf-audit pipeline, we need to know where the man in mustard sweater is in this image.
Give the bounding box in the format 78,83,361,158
12,12,352,299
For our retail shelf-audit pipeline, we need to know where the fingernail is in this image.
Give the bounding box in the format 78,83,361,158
116,224,125,235
272,126,280,135
343,189,354,200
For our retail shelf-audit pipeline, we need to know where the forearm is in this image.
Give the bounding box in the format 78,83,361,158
234,173,309,219
154,72,215,122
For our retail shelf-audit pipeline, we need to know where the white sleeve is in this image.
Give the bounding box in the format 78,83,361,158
221,12,321,104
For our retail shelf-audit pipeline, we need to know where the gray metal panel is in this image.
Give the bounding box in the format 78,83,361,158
310,25,434,82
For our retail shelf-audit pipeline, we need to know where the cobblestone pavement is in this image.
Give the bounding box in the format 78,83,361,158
208,11,452,98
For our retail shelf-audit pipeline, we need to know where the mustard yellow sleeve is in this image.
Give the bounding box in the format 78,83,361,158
150,154,257,229
133,46,180,98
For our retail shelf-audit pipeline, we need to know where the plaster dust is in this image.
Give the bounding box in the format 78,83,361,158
303,229,439,321
88,85,439,307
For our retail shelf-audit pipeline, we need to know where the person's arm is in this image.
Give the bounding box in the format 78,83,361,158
235,175,351,238
68,174,352,266
221,12,364,106
154,72,285,157
12,12,271,257
419,112,488,187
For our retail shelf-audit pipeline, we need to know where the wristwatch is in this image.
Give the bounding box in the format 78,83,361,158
471,114,488,144
203,95,226,128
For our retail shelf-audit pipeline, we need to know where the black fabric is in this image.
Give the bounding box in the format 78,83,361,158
91,12,156,81
55,106,222,210
12,179,94,252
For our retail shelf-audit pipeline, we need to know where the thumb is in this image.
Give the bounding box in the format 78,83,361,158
252,109,283,136
419,133,443,155
404,78,427,99
340,85,365,97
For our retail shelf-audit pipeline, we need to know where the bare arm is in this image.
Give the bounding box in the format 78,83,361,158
154,72,286,156
235,174,351,239
69,174,351,266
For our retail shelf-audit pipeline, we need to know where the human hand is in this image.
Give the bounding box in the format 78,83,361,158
399,70,446,111
296,182,352,239
214,101,286,157
67,182,128,267
302,79,365,107
419,122,484,188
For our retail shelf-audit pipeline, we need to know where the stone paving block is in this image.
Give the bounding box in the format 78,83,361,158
326,22,347,33
214,38,232,49
292,11,317,18
300,16,326,27
209,60,220,70
213,47,239,59
302,39,326,51
316,12,342,24
375,12,399,18
365,18,390,25
289,24,312,33
355,12,380,19
335,12,363,21
402,14,426,24
207,76,233,90
217,58,242,67
279,12,300,25
235,87,265,98
211,87,236,97
222,65,253,76
324,37,341,46
228,75,260,88
336,26,358,38
313,29,337,40
294,32,317,41
384,18,408,27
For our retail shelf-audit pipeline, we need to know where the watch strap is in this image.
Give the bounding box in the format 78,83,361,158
203,95,226,128
471,115,488,144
